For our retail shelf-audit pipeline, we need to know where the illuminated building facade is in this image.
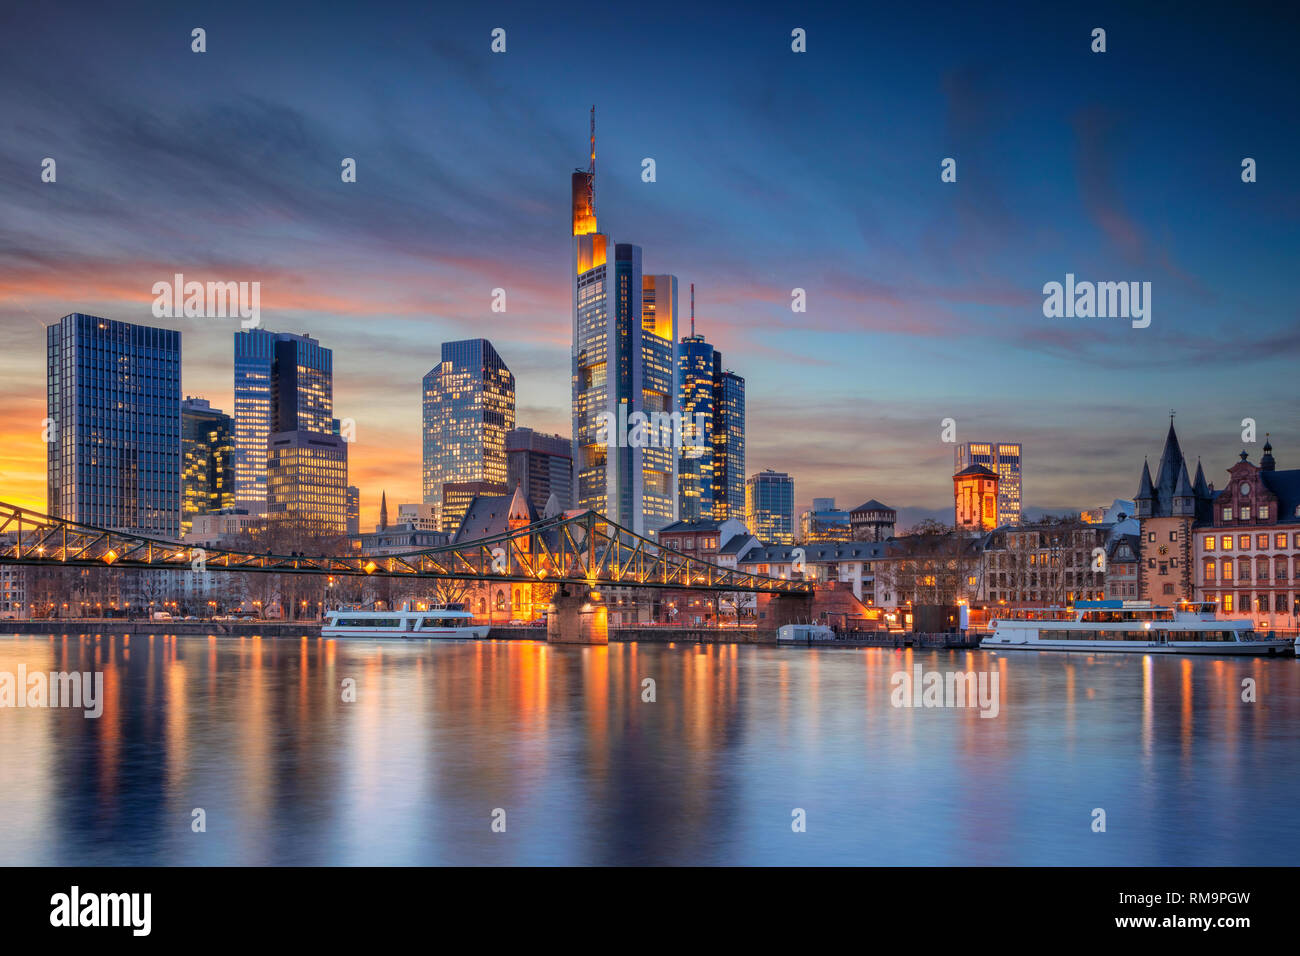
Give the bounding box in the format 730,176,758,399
440,479,508,534
47,314,182,538
713,362,745,521
955,441,1022,525
953,464,999,531
506,427,573,514
800,498,853,543
570,114,678,535
746,470,795,545
677,335,715,521
234,330,334,516
676,335,746,523
345,485,360,536
181,397,234,534
1192,437,1300,623
422,339,515,522
266,431,348,535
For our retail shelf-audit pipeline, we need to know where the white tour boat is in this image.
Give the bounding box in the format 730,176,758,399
981,600,1290,656
321,604,490,639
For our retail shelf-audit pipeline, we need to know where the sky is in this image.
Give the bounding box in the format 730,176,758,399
1,0,1297,530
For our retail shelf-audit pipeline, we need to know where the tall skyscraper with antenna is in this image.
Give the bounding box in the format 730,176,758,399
570,108,678,535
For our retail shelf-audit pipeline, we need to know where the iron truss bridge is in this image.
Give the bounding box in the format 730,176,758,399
0,502,811,594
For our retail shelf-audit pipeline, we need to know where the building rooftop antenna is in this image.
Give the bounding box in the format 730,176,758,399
690,282,695,337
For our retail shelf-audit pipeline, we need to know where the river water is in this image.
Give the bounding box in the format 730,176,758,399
1,633,1297,865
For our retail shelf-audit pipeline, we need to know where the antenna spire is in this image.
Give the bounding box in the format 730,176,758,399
589,105,595,177
690,282,695,337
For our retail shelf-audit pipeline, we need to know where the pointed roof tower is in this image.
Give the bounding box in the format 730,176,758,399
1262,434,1276,472
1193,459,1210,498
506,484,531,525
1136,459,1155,500
1151,417,1186,510
379,491,388,530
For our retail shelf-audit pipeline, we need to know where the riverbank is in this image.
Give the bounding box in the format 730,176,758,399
3,619,984,647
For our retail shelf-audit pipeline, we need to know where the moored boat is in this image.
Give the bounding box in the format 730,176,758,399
980,599,1290,656
321,603,489,639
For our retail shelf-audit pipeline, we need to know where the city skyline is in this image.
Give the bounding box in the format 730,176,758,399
1,4,1297,530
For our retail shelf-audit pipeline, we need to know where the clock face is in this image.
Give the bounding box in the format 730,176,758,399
1158,545,1169,555
1241,483,1250,495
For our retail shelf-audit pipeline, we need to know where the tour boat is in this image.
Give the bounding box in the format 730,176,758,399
321,604,489,639
980,600,1290,656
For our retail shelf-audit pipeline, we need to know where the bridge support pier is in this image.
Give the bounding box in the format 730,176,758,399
546,586,608,645
758,592,816,629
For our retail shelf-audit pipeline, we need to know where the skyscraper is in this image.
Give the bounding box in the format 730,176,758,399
954,441,1022,525
181,397,234,534
676,327,745,523
677,332,715,522
506,427,573,514
422,339,515,520
746,470,795,545
233,329,334,516
47,314,182,537
266,430,348,535
712,356,745,521
345,485,360,536
570,110,678,535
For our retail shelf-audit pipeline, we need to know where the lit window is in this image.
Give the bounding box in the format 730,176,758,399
1204,538,1215,551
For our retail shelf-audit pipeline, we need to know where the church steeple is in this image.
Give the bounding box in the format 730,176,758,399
379,491,388,530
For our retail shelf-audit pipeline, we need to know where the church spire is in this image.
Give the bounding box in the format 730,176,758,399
379,491,388,530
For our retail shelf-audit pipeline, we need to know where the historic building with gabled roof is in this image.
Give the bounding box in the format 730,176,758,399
1133,417,1216,602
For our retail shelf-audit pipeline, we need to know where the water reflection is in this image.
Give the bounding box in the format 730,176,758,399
0,634,1297,865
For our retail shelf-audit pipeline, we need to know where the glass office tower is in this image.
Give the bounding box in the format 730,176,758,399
569,118,677,535
745,469,795,545
47,314,182,538
233,329,334,516
422,339,515,517
181,397,234,534
712,360,745,522
677,335,716,522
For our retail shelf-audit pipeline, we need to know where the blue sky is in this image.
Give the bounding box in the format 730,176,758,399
1,0,1297,525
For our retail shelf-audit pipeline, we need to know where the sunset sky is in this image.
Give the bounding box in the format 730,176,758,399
2,1,1297,530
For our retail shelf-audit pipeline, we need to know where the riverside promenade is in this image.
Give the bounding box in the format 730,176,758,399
2,619,982,647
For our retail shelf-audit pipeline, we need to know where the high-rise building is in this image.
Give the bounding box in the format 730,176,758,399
954,441,1022,525
506,427,573,514
266,431,348,535
570,111,678,535
677,331,715,522
233,330,334,516
746,470,795,545
422,339,515,520
181,397,234,534
47,314,182,537
712,356,745,521
345,485,360,536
